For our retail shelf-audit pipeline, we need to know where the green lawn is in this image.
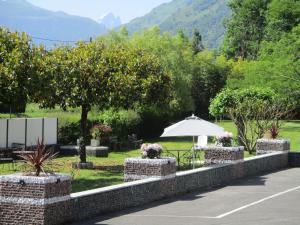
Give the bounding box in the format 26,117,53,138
217,120,300,151
1,104,300,192
0,137,256,193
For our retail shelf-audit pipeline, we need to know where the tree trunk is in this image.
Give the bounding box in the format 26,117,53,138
235,117,245,147
79,105,89,163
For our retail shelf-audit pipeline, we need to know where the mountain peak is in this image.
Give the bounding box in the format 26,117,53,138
99,13,121,29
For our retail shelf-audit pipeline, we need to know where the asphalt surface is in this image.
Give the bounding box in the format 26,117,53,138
73,168,300,225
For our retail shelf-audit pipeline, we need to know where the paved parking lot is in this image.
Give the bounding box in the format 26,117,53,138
74,168,300,225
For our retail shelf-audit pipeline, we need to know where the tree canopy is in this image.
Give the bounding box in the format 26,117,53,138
33,39,172,163
0,28,37,113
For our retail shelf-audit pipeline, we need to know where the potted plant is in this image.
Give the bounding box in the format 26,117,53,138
215,131,233,147
0,139,72,225
90,123,112,147
256,123,290,155
124,143,176,182
141,143,163,159
204,132,244,165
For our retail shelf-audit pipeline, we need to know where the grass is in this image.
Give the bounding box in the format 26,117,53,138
0,138,255,193
1,104,300,192
217,120,300,151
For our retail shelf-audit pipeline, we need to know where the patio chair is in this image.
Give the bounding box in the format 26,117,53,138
193,135,208,150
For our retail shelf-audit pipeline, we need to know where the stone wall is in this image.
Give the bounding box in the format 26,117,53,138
204,146,244,165
0,152,290,225
124,157,176,182
66,152,288,224
257,139,290,155
289,152,300,167
0,174,71,225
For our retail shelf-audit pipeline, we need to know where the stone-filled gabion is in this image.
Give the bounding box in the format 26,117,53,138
204,146,244,165
0,173,71,225
124,157,176,182
256,139,290,155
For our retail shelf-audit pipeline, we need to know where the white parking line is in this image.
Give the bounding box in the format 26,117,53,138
216,185,300,218
124,185,300,220
124,214,215,219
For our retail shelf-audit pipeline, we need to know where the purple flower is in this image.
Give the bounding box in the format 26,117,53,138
141,143,163,159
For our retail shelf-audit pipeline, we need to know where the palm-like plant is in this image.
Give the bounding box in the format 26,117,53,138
269,123,280,139
19,139,58,176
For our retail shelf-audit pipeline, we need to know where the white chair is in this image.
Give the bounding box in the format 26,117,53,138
194,135,208,150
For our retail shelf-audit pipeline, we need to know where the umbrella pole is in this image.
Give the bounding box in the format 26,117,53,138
193,136,195,169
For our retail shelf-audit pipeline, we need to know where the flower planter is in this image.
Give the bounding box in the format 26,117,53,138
0,173,72,225
124,157,176,182
256,139,290,155
204,146,244,165
90,139,100,147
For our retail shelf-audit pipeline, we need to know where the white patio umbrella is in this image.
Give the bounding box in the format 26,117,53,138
160,114,225,168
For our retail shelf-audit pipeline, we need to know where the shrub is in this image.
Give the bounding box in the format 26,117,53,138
141,143,163,159
137,106,171,138
58,122,81,145
90,123,112,143
97,109,141,140
19,139,58,176
58,120,94,145
269,123,280,139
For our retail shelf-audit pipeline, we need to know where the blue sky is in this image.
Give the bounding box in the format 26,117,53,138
27,0,172,23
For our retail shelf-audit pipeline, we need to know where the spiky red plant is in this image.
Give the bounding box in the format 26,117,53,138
269,123,280,139
19,139,58,176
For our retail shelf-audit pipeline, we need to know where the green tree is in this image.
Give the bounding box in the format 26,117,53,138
209,87,276,152
35,41,171,163
191,29,204,55
226,24,300,107
222,0,270,60
128,27,195,115
265,0,300,41
191,51,230,118
0,28,37,113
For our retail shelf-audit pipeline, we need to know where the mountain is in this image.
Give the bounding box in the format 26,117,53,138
125,0,231,48
0,0,107,47
99,13,121,29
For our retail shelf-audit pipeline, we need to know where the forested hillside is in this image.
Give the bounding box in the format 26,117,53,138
0,0,107,47
125,0,231,48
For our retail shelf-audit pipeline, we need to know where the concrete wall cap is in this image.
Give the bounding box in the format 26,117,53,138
202,146,244,151
245,151,287,161
125,157,176,165
257,139,290,144
0,195,71,206
0,173,71,184
71,177,160,198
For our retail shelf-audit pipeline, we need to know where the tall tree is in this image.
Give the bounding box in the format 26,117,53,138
265,0,300,41
0,28,36,113
226,24,300,107
191,29,204,55
222,0,270,60
191,51,230,118
35,40,171,163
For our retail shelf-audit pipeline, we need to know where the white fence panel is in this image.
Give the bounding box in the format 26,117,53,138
44,118,57,145
0,119,7,148
8,118,26,147
26,118,43,146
